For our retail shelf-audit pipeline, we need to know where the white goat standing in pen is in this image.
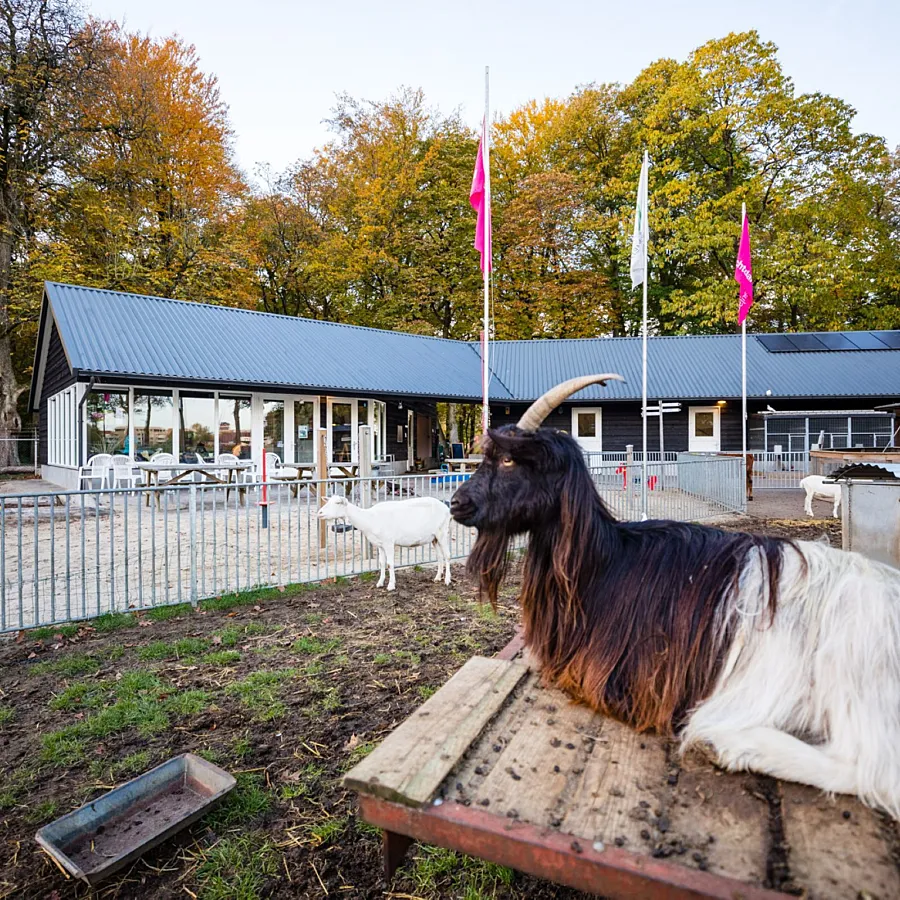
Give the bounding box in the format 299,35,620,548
800,474,842,518
317,495,452,591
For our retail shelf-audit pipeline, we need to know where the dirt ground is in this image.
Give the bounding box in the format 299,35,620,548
0,516,842,900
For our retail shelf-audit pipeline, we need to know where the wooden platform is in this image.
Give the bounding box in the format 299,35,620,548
344,638,900,899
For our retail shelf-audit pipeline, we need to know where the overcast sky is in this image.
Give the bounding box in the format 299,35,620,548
91,0,899,179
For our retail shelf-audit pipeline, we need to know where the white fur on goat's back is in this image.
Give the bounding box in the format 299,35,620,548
682,540,900,817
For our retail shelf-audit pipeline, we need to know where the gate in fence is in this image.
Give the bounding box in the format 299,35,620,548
0,456,745,633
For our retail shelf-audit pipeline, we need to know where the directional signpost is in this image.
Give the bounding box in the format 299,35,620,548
641,402,682,459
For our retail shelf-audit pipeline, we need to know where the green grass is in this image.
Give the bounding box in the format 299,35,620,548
411,846,514,899
92,611,136,632
225,669,297,721
278,763,324,801
144,602,193,622
193,831,278,900
476,603,499,621
302,612,324,625
374,649,420,667
292,635,341,655
89,749,152,782
138,637,210,661
417,685,437,700
29,623,80,641
25,799,58,825
305,815,347,846
206,772,271,828
372,652,392,666
42,675,211,765
0,705,13,724
32,653,101,678
231,733,252,761
215,622,272,648
343,740,377,771
199,586,279,613
0,769,34,810
203,650,241,666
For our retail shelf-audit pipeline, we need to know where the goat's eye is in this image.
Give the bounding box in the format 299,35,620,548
500,455,515,468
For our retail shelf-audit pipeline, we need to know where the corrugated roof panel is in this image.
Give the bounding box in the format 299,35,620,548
44,283,900,403
46,282,507,400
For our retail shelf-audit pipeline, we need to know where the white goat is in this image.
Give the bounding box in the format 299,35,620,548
800,474,842,518
317,495,451,591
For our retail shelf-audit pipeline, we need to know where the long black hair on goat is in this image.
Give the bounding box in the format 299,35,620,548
450,425,788,735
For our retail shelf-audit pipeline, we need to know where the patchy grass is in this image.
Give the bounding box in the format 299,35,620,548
343,740,377,771
138,636,210,661
411,845,514,899
374,649,420,667
417,685,437,700
206,772,271,829
292,635,341,655
32,652,101,678
29,623,80,641
24,799,58,826
91,611,136,633
89,749,152,783
144,602,194,622
277,763,324,801
203,650,242,666
225,669,297,721
193,831,278,900
0,705,13,724
304,814,347,847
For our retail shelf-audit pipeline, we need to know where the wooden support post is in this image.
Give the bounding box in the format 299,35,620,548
382,829,413,883
358,425,377,560
317,428,327,550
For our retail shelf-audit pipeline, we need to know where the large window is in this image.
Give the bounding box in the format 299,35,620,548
133,391,174,459
179,392,215,462
87,390,129,458
294,401,315,464
49,386,79,466
373,401,387,460
263,400,285,461
331,402,353,463
219,396,251,459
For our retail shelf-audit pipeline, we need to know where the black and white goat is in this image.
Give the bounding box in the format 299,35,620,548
450,375,900,818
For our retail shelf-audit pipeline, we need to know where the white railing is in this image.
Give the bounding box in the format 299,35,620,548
0,456,745,633
750,451,810,490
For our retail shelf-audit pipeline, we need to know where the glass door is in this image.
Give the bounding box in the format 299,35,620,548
327,399,357,464
263,400,285,460
294,400,315,465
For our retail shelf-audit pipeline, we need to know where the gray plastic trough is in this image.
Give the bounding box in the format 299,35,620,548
34,752,235,885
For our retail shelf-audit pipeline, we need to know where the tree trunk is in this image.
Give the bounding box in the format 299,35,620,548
0,225,22,467
447,402,459,444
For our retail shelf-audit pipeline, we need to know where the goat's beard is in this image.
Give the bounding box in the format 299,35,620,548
467,528,513,610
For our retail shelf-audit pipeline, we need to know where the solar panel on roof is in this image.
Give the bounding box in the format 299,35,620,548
786,334,828,352
816,333,858,351
757,334,797,352
872,331,900,350
844,332,889,351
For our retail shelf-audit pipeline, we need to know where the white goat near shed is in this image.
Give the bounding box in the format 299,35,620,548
800,474,842,518
317,495,452,591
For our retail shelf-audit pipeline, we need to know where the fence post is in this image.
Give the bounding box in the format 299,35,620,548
189,485,198,606
358,425,377,560
317,429,327,550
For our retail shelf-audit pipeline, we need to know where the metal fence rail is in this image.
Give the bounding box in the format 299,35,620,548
1,456,744,633
750,451,810,490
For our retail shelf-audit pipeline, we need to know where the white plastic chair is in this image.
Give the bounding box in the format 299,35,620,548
111,454,142,488
79,453,112,490
149,451,177,484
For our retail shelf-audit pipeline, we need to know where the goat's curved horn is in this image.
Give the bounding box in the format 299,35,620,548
516,374,625,431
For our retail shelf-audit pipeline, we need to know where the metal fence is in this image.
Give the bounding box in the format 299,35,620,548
0,431,38,473
0,456,744,633
749,450,810,490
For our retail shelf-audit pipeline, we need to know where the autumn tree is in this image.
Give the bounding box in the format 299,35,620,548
53,29,251,305
0,0,106,464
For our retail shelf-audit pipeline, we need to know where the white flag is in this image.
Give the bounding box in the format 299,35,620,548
630,150,649,288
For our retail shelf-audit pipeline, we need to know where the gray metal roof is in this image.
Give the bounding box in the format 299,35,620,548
44,282,501,401
483,333,900,402
40,282,900,404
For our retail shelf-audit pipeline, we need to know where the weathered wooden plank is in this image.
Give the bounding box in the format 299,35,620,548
781,782,900,899
667,750,770,886
343,656,529,806
451,674,599,824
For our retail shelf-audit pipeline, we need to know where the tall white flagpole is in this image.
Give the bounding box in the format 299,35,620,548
641,149,649,521
482,66,491,435
741,202,747,466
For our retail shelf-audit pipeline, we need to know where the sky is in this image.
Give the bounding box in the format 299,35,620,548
91,0,899,179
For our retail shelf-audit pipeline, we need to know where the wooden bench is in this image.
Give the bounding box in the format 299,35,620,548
344,633,900,899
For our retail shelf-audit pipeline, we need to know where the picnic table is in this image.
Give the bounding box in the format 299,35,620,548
136,461,252,506
445,458,482,474
344,633,900,899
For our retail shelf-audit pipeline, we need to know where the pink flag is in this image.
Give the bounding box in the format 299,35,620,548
470,123,492,273
735,211,753,324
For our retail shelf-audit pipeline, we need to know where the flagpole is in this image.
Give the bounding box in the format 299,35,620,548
641,149,649,521
741,202,747,467
482,66,491,436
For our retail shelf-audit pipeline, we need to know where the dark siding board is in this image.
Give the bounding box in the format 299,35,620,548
382,398,438,463
38,322,76,466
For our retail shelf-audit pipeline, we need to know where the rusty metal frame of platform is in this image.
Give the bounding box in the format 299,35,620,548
362,793,781,900
356,630,783,899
